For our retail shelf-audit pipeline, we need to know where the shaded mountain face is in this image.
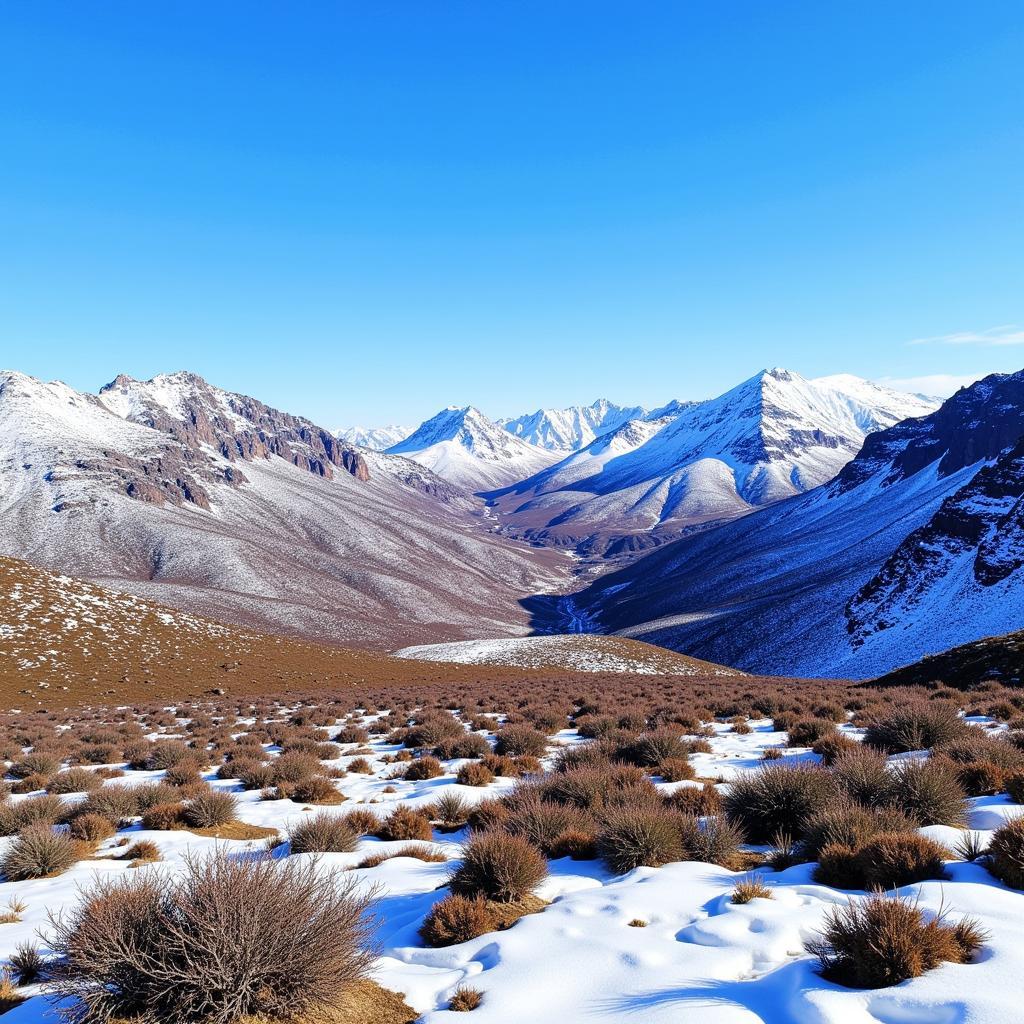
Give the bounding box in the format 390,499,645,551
387,406,559,491
487,369,938,555
499,399,648,453
559,370,1024,679
0,370,568,649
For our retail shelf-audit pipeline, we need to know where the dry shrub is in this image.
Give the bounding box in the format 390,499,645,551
665,782,723,817
830,746,892,806
358,843,446,868
183,789,238,829
619,730,691,767
47,768,103,794
787,719,837,747
342,808,380,835
0,794,65,836
812,733,861,765
9,942,44,985
456,762,494,787
434,733,491,760
81,787,139,826
9,751,61,779
886,758,967,827
677,814,745,868
986,816,1024,889
1,826,79,881
289,811,360,854
46,849,375,1024
548,828,597,860
502,792,594,857
802,799,916,860
855,832,949,889
467,798,509,832
433,792,470,829
731,874,772,903
419,893,493,946
449,986,483,1011
864,702,968,754
140,802,187,831
164,763,203,788
724,763,834,842
1005,771,1024,803
449,832,547,903
493,726,548,758
404,756,444,781
347,757,374,775
291,776,345,804
378,805,433,842
657,758,695,782
805,891,985,988
272,751,322,784
68,812,117,843
597,807,683,874
120,839,161,862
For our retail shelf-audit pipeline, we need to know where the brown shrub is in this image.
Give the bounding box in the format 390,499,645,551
885,758,968,827
456,762,494,787
731,874,773,903
290,776,345,805
805,891,985,988
46,849,375,1024
986,816,1024,889
493,726,548,758
404,756,444,781
1,826,79,880
657,758,695,782
856,832,949,889
183,790,239,830
664,782,723,817
419,894,494,947
449,986,483,1011
723,763,834,842
378,805,433,842
448,832,547,903
289,812,359,854
597,807,683,874
864,702,969,754
140,802,187,831
47,768,103,794
68,813,117,843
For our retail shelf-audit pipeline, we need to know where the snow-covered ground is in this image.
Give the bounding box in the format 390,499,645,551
1,711,1022,1023
393,634,743,676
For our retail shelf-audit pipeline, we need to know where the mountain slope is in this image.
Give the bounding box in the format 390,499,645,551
336,424,413,450
387,406,559,491
872,627,1024,689
558,370,1024,678
0,370,568,649
499,399,647,453
488,370,938,553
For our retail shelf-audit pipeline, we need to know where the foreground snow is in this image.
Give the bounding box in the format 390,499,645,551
1,716,1022,1023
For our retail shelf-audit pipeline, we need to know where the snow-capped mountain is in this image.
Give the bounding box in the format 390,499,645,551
387,406,560,491
557,369,1024,678
499,399,648,453
488,369,939,553
336,424,413,451
0,370,567,648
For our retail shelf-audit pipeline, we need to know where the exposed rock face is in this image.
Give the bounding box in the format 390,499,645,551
846,435,1024,641
99,372,372,485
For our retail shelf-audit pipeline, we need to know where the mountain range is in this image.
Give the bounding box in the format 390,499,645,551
1,363,1021,680
0,370,566,649
554,369,1024,677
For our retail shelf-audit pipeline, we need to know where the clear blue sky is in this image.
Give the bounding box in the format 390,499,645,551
2,2,1022,426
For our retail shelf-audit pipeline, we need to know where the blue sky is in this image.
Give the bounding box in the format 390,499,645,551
2,2,1022,427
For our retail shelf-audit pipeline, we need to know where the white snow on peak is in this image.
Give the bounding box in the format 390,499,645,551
491,369,942,534
499,399,648,453
387,405,559,491
336,424,413,451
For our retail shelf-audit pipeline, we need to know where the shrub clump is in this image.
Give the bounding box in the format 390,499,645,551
456,762,494,787
597,807,683,874
805,891,986,988
986,816,1024,889
420,893,494,947
448,832,547,903
182,789,239,830
1,826,79,881
378,805,433,842
47,850,375,1024
289,812,360,854
864,702,968,754
724,763,834,842
886,758,968,827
